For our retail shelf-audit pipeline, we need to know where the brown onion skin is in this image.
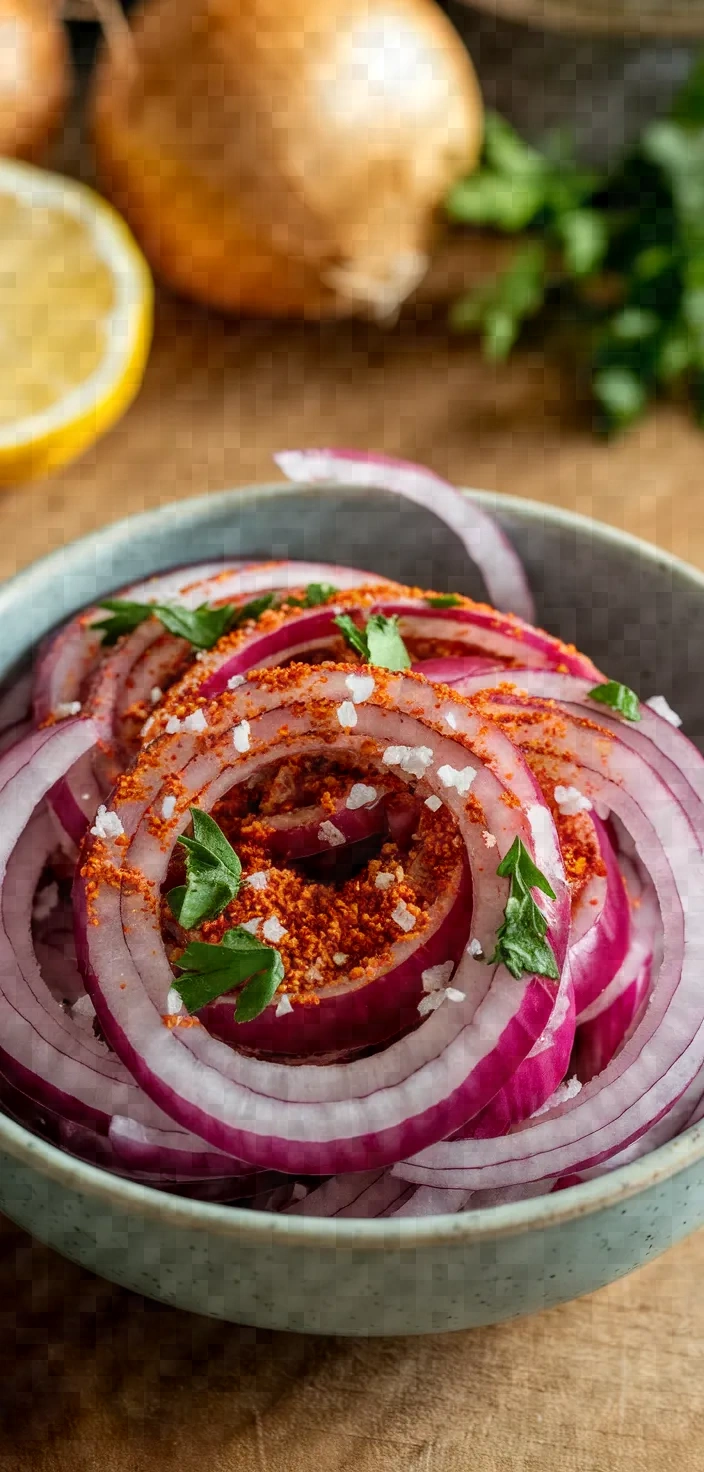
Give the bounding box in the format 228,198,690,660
0,0,70,161
91,0,483,318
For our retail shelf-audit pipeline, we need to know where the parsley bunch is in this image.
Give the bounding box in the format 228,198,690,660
446,58,704,435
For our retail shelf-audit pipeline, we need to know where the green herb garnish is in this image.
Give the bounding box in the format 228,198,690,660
333,612,411,671
588,680,641,722
425,594,463,609
167,808,242,929
232,592,277,626
489,836,559,982
333,613,369,659
173,928,285,1022
156,603,239,650
302,582,338,606
94,599,155,645
95,598,239,650
446,58,704,434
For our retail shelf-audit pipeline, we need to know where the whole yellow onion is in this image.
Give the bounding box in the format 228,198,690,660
92,0,483,318
0,0,69,159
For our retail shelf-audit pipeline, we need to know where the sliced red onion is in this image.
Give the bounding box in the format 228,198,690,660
191,597,599,710
33,560,237,724
574,876,659,1084
0,719,31,757
411,656,509,684
44,560,377,841
284,1170,414,1218
456,956,576,1138
453,668,704,817
201,854,471,1059
394,696,704,1191
75,666,569,1175
0,743,248,1179
568,816,631,1016
275,448,536,621
262,787,390,862
389,1184,474,1216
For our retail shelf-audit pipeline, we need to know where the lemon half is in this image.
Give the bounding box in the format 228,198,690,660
0,159,153,483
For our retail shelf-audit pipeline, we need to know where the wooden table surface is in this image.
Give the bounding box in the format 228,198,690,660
3,253,704,1471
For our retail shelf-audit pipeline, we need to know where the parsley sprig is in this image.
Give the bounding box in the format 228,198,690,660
95,598,240,650
166,807,284,1021
173,929,285,1023
96,583,339,650
588,680,641,722
425,594,463,609
167,807,242,929
446,59,704,434
334,612,411,670
489,837,559,982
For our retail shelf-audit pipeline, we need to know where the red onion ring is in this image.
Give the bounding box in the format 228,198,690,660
275,448,536,621
395,694,703,1191
75,666,569,1175
0,739,250,1181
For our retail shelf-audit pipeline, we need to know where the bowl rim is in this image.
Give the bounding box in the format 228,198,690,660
3,477,704,1248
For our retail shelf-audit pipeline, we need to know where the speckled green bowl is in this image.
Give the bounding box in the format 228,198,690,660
2,480,704,1336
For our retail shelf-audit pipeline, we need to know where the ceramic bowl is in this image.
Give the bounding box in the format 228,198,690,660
2,479,704,1337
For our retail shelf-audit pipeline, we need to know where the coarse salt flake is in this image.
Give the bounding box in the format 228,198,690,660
90,805,124,840
165,987,184,1016
422,960,454,992
482,831,497,849
375,871,395,890
333,952,349,966
306,961,324,982
392,900,416,933
184,708,208,733
227,674,246,690
150,686,163,705
425,794,442,812
165,715,182,734
646,694,683,728
233,719,251,753
554,784,592,817
531,1076,583,1117
469,937,484,959
417,990,446,1017
318,820,345,847
345,673,375,703
246,870,269,890
262,916,287,944
275,993,293,1018
336,700,358,728
437,764,477,795
241,918,262,936
443,709,459,730
56,701,82,719
445,987,465,1003
346,783,377,810
160,795,177,821
382,745,434,778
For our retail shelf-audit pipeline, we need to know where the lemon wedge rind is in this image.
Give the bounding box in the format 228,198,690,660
0,159,153,484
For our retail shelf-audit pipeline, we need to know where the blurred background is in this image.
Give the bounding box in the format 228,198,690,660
5,0,704,582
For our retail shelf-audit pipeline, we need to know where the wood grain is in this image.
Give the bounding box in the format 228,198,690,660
2,268,704,1472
